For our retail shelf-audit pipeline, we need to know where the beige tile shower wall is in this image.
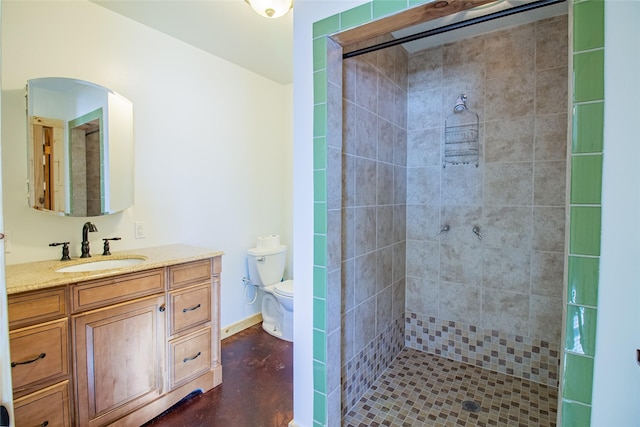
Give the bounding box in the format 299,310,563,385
339,39,408,414
71,129,87,216
405,15,568,384
86,131,102,215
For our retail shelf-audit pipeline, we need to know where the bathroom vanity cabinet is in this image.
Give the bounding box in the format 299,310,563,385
6,245,223,427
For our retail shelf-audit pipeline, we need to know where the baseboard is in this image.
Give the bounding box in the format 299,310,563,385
221,312,263,340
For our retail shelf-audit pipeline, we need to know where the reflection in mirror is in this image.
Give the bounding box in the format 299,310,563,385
27,77,134,216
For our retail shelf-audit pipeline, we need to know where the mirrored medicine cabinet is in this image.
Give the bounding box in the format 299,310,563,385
26,77,134,217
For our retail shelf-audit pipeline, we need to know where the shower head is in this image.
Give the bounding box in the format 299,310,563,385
454,94,467,112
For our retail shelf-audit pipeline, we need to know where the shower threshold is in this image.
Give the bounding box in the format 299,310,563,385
343,347,558,427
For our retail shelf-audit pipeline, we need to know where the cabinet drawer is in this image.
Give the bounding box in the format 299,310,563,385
169,327,211,388
71,268,164,313
169,284,211,336
10,319,69,393
14,380,71,427
8,287,66,330
168,259,211,289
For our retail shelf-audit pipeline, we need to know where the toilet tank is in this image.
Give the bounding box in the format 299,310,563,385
247,245,287,287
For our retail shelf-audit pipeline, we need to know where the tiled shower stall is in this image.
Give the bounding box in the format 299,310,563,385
404,15,567,386
312,1,604,426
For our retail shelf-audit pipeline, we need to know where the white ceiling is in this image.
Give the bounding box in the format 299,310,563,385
91,0,567,86
91,0,293,85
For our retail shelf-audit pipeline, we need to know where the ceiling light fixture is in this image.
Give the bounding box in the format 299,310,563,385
245,0,292,18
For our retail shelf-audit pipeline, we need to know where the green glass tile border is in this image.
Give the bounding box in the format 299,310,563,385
565,304,597,356
314,297,327,331
313,391,327,425
314,137,327,169
312,14,334,426
340,3,372,31
562,400,592,427
373,0,407,19
313,328,327,362
313,37,327,72
563,0,604,425
313,14,340,38
567,256,599,306
569,206,602,256
313,103,327,138
313,266,327,299
314,234,327,267
570,154,603,204
314,170,327,202
572,102,604,154
313,360,327,394
562,352,595,404
573,49,604,103
314,69,328,104
314,202,327,234
573,0,604,52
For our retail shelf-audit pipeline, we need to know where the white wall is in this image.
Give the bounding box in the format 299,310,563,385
1,0,293,329
591,1,640,426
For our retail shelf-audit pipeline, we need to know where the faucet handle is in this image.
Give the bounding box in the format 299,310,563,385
102,237,121,256
49,242,71,261
437,224,450,236
472,226,483,240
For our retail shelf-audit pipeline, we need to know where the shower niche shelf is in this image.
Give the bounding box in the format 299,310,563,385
443,95,479,168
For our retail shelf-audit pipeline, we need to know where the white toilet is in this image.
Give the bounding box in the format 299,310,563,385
247,244,294,342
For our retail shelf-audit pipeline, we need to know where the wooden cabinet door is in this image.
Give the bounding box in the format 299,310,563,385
73,295,165,427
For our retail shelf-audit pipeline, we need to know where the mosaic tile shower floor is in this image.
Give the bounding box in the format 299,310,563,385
344,348,558,427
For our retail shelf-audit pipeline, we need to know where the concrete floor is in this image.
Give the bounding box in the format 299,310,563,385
144,323,293,427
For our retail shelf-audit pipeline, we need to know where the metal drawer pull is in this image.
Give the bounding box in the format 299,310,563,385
11,352,46,367
183,351,202,363
41,421,49,427
182,303,202,313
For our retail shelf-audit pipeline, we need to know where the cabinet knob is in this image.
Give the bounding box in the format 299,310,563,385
159,304,166,312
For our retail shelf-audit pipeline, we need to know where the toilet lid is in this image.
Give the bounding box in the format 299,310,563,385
274,280,294,298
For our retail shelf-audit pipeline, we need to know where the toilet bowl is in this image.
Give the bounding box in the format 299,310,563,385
261,280,293,341
247,245,294,342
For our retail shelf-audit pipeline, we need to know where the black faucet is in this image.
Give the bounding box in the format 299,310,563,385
81,221,98,258
102,237,121,256
49,242,71,261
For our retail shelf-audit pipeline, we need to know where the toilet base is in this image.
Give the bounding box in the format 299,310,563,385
261,291,293,342
261,321,292,342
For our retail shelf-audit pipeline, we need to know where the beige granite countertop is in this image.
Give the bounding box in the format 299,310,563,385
6,244,224,295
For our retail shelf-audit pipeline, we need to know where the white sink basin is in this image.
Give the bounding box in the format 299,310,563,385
55,258,145,273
